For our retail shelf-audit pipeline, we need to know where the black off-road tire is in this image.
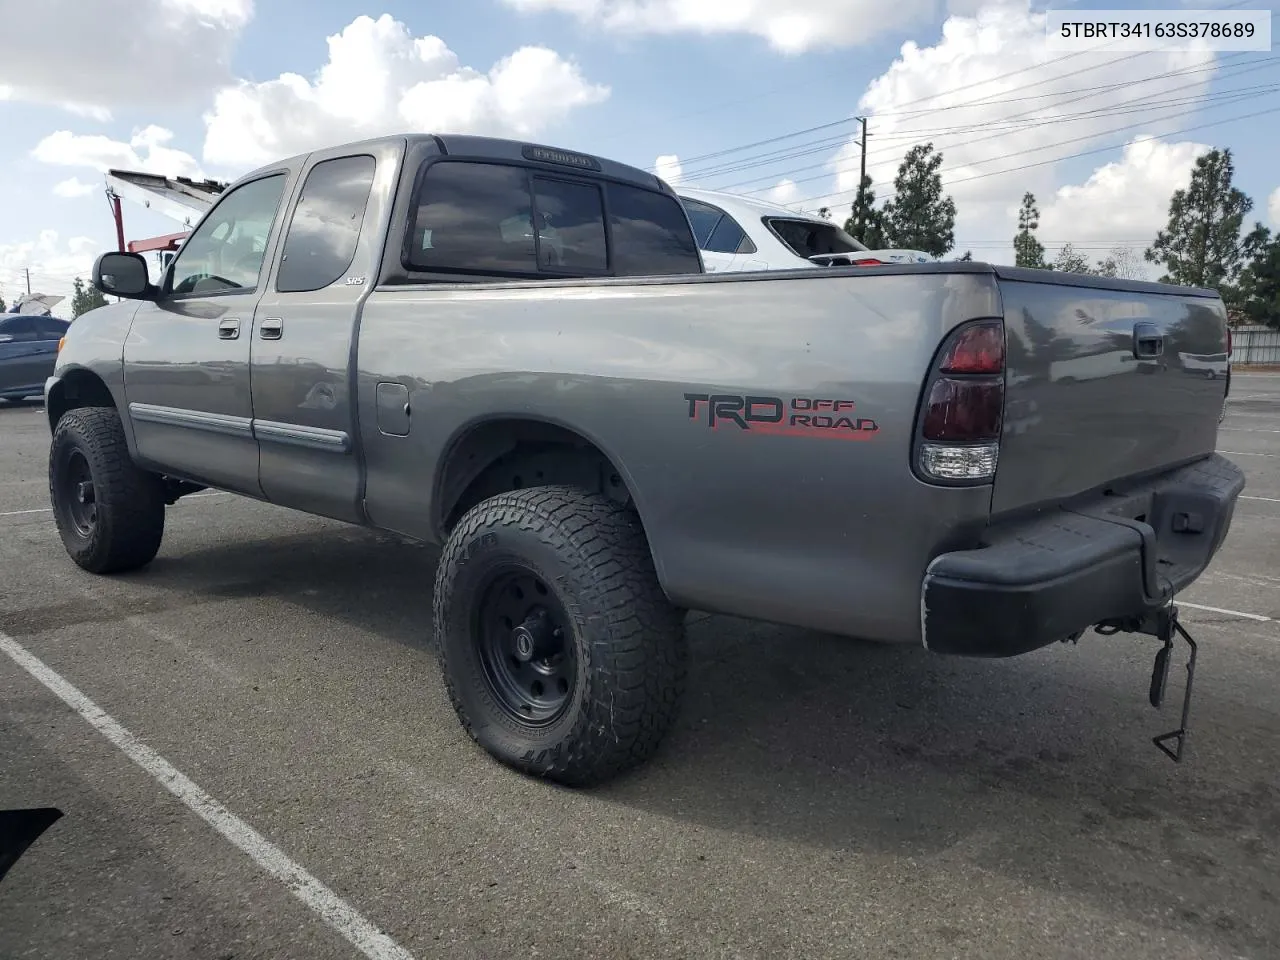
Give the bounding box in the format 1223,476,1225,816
49,406,166,574
433,485,688,786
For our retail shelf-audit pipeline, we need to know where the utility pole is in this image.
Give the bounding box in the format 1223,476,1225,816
856,117,869,236
25,268,31,295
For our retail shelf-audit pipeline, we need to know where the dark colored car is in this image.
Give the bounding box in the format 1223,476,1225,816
0,314,70,401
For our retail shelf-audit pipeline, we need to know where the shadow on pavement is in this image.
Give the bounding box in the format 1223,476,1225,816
37,522,1280,958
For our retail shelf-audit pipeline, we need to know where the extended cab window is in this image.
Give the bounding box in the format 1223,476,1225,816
766,218,867,259
169,174,287,296
405,160,700,278
277,155,376,293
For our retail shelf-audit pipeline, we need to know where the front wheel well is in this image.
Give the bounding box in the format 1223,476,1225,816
437,420,634,537
46,369,116,432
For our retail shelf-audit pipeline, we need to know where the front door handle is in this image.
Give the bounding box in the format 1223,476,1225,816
260,317,283,340
217,318,241,340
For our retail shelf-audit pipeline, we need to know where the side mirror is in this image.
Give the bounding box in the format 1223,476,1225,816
92,252,156,300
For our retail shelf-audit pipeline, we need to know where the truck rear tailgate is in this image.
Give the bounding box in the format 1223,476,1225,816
993,268,1229,516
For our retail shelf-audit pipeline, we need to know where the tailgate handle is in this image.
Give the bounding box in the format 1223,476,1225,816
1133,323,1164,359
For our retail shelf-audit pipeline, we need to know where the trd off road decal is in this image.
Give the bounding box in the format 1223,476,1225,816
684,394,879,440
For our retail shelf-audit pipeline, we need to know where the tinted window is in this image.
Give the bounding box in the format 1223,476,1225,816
408,162,538,274
277,155,376,293
607,184,701,276
680,198,724,247
37,317,70,339
1,317,39,341
532,178,607,271
170,174,287,296
705,214,749,255
767,218,868,259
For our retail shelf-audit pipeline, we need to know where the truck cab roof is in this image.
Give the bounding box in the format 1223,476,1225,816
240,133,673,197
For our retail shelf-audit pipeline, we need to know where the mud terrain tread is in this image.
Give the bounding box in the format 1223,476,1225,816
49,406,165,574
433,485,687,786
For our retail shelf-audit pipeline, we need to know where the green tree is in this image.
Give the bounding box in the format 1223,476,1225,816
881,143,957,257
1237,224,1280,328
1145,148,1252,295
955,250,973,261
71,277,108,318
843,174,889,248
816,206,832,221
1013,192,1045,268
1052,243,1093,274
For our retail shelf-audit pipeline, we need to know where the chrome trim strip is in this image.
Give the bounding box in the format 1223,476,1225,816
128,402,253,438
253,419,351,453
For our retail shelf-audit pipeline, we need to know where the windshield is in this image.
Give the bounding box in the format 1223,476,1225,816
766,217,869,258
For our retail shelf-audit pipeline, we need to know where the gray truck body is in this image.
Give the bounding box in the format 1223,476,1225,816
49,133,1243,660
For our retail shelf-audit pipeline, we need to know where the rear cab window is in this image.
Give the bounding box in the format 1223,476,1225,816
766,218,868,260
401,159,701,280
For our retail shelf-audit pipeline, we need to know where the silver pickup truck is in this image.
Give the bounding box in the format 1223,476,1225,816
48,133,1244,785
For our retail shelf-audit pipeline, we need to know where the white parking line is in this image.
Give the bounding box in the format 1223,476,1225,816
1177,601,1272,622
0,631,417,960
1220,450,1280,457
1221,426,1280,434
1242,495,1280,504
0,491,229,519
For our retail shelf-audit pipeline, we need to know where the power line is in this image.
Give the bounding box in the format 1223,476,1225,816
647,17,1169,175
690,55,1270,185
790,99,1280,209
753,83,1280,201
715,55,1276,193
658,0,1263,187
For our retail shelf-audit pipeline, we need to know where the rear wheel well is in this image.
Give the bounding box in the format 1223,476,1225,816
47,370,115,431
438,420,634,536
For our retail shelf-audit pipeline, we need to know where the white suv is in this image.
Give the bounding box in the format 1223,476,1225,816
676,186,934,273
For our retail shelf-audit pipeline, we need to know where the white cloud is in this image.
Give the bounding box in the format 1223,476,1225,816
501,0,936,53
0,0,252,115
52,177,98,199
0,231,100,313
202,14,609,172
653,154,683,186
33,126,202,178
759,0,1220,261
1269,187,1280,229
1038,138,1207,252
768,179,799,205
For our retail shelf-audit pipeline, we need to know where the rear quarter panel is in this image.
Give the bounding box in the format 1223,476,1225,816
358,267,1001,643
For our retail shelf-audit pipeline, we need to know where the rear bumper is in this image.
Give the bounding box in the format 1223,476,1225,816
922,454,1245,657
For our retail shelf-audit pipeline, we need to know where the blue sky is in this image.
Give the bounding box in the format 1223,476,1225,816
2,0,1278,311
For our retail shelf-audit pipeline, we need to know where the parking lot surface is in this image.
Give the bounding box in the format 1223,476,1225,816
2,377,1279,960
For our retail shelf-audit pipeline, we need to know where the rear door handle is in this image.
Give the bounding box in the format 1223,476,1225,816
217,318,241,340
260,317,283,340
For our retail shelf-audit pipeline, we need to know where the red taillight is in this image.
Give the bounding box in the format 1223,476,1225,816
852,258,884,266
914,319,1006,482
939,322,1004,374
921,380,1003,441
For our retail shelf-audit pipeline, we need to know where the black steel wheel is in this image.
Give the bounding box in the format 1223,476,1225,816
475,569,577,726
49,406,165,574
434,485,687,786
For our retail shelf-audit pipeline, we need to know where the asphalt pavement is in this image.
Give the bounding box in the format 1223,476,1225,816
1,377,1279,960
